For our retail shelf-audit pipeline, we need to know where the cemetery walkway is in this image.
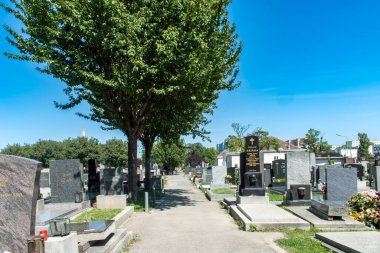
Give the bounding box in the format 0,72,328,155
122,174,286,253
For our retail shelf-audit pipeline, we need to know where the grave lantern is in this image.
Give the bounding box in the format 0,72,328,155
297,187,306,199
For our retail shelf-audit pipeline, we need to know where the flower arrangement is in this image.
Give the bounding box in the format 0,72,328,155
348,190,380,228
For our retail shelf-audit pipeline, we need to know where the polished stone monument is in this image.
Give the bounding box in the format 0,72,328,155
375,166,380,191
239,136,265,196
87,159,100,202
311,167,357,220
0,155,42,253
100,168,126,195
272,159,286,189
50,159,84,203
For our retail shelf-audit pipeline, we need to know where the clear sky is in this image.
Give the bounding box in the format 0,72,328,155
1,0,380,150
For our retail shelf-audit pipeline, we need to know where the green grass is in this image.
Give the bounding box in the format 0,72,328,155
211,188,235,195
128,189,165,212
122,234,140,252
269,193,284,201
276,229,333,253
71,208,122,222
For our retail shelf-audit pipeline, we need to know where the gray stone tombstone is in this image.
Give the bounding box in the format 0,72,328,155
211,166,227,185
317,165,343,185
39,169,50,188
100,168,126,195
202,167,212,184
326,167,357,201
264,168,272,187
0,155,42,253
285,152,311,190
50,159,84,203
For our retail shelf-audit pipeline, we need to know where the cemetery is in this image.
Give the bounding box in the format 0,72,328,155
1,1,380,252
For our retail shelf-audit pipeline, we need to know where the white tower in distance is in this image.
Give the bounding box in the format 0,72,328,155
82,128,86,137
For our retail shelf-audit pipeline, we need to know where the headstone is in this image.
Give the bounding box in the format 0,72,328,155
311,167,357,220
326,167,357,201
87,159,100,202
316,165,342,185
285,184,311,205
0,155,42,253
239,136,265,196
272,159,286,188
345,164,364,181
50,159,84,203
264,168,272,187
227,167,236,184
285,152,310,190
211,166,227,185
373,166,380,191
100,168,126,195
202,167,212,184
39,169,50,188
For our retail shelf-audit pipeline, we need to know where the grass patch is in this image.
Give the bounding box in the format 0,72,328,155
71,208,122,222
128,189,165,212
211,188,234,195
235,220,245,230
122,234,140,252
269,193,284,201
276,229,332,253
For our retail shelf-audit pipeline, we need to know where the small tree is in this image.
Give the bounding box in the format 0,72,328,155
251,127,281,151
302,128,331,155
153,138,186,172
358,133,372,160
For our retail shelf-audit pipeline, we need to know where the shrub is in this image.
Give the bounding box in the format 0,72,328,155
348,190,380,228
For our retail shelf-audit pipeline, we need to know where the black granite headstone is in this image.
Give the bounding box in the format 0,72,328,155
239,136,265,196
50,159,84,203
100,168,126,195
0,155,42,253
87,159,100,201
272,159,286,187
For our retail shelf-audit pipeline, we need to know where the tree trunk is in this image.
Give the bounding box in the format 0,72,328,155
128,135,138,203
143,139,153,193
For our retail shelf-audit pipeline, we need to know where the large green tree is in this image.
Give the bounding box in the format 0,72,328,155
357,133,372,160
302,128,331,155
2,0,241,202
29,140,65,167
100,139,128,168
152,138,186,171
62,137,100,165
251,127,281,151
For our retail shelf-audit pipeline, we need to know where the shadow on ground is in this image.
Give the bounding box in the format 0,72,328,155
155,189,196,211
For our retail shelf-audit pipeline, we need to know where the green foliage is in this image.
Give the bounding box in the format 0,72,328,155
211,188,235,195
358,133,372,160
71,208,122,222
235,220,245,230
29,140,65,167
231,123,250,137
100,139,128,168
2,0,241,202
204,147,218,165
122,234,140,253
247,224,257,232
62,137,100,165
234,169,240,186
153,139,186,169
1,143,31,158
276,229,332,253
302,128,331,155
251,127,281,151
226,135,244,152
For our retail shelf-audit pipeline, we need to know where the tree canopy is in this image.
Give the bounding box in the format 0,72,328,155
152,138,186,171
302,128,331,155
2,0,241,202
358,133,372,160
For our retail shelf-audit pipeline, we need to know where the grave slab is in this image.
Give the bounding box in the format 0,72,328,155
287,206,368,231
232,203,309,230
316,232,380,253
45,232,79,253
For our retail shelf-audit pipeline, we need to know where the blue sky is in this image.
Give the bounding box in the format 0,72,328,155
1,0,380,150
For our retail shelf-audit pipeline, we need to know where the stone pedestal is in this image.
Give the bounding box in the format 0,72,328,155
45,232,79,253
237,195,269,204
310,199,348,220
96,195,127,210
284,184,311,206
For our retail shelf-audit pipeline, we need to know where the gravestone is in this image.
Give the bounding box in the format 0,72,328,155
39,169,50,188
196,167,203,177
373,166,380,191
202,167,212,184
87,159,100,202
50,159,84,203
272,159,286,188
239,136,265,196
211,166,227,185
345,164,364,181
284,152,313,205
227,167,236,185
285,152,310,190
311,167,357,220
316,165,342,185
0,155,42,253
100,168,126,195
263,163,272,187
